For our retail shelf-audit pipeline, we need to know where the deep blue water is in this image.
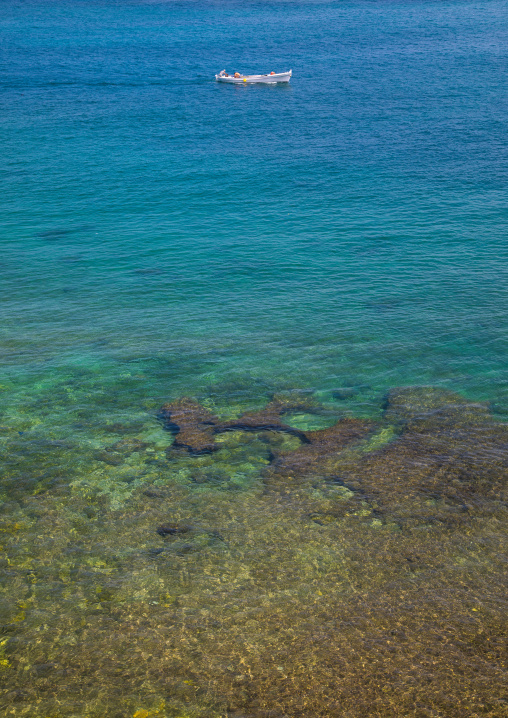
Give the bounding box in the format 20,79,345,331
1,2,507,716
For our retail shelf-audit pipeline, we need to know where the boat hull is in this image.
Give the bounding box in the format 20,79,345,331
215,70,292,84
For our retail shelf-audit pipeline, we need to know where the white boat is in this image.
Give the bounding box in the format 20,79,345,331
215,70,292,84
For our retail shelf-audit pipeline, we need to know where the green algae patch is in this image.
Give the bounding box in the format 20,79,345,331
358,424,397,453
283,411,339,432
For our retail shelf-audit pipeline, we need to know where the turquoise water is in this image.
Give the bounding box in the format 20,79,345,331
1,1,507,716
2,0,507,410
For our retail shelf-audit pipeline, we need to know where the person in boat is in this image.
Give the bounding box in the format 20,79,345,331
270,71,275,75
234,72,241,78
219,69,229,77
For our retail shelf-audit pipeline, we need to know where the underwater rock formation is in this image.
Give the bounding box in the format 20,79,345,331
264,417,374,489
336,387,508,527
384,386,492,429
158,395,374,480
217,397,311,442
156,523,191,536
158,395,315,454
158,398,218,454
254,386,507,529
157,388,507,528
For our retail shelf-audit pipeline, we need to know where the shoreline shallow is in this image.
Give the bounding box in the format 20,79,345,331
1,385,506,716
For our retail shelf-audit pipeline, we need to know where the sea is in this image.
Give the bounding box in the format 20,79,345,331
1,1,507,716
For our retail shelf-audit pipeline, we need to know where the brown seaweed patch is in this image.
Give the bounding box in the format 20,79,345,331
158,395,319,455
216,398,311,443
158,398,219,454
384,385,491,428
264,418,375,491
333,387,508,527
158,396,375,484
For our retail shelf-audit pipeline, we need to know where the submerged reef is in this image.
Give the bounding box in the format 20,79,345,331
339,387,508,528
263,417,374,489
158,387,507,529
157,394,317,454
158,398,218,454
158,394,370,457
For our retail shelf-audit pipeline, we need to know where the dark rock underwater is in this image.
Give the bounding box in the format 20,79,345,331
158,386,507,528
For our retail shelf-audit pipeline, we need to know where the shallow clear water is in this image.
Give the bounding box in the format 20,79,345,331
0,1,507,716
